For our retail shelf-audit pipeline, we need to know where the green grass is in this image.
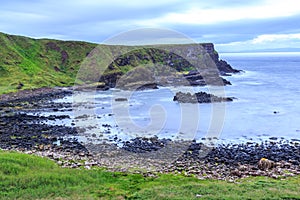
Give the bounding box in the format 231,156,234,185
0,32,97,94
0,151,300,199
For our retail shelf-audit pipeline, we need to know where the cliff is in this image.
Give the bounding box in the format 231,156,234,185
0,32,239,94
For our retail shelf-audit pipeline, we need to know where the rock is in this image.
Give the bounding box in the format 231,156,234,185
258,158,275,170
173,91,234,104
136,83,159,90
115,98,128,102
118,81,159,91
16,82,24,90
230,169,241,177
85,166,91,170
121,137,171,153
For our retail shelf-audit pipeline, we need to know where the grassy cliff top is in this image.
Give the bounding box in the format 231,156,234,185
0,32,97,94
0,32,220,95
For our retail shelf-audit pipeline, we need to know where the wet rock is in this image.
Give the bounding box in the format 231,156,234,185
115,98,128,102
136,83,159,90
122,137,171,153
173,91,234,104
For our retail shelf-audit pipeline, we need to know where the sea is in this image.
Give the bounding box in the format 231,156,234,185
50,52,300,144
218,52,300,143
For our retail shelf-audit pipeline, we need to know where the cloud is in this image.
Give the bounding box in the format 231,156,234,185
135,0,300,26
216,33,300,52
252,33,300,44
0,0,300,52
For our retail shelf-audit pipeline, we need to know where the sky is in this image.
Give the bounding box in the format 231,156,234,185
1,0,300,52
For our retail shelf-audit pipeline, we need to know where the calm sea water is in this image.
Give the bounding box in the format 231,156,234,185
52,52,300,144
219,52,300,142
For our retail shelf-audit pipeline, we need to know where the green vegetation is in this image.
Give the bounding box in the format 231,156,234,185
0,32,209,95
1,150,300,199
0,32,97,94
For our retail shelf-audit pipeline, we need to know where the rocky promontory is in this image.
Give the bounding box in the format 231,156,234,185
0,31,240,94
100,43,240,89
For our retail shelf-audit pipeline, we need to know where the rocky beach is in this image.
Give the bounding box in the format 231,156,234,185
1,87,300,181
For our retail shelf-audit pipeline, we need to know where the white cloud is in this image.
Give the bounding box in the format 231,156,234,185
252,33,300,44
217,33,300,52
136,0,300,26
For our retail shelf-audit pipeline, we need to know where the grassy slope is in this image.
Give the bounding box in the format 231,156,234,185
0,32,214,95
1,151,300,200
0,32,97,94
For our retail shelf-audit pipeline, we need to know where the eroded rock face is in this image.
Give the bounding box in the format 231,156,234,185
173,91,234,103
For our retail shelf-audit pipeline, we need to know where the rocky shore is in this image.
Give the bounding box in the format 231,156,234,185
1,88,300,181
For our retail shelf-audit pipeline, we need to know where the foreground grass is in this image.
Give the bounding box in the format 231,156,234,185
0,151,300,199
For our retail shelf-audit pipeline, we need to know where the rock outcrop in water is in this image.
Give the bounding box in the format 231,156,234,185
173,91,234,103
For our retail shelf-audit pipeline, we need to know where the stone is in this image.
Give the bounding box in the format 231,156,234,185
258,158,274,170
115,98,128,102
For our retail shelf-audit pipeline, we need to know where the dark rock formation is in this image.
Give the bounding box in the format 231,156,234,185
183,71,232,86
173,91,234,103
122,137,171,153
46,42,61,52
115,98,128,102
201,43,240,74
61,50,69,65
165,139,300,179
136,83,159,90
99,71,123,88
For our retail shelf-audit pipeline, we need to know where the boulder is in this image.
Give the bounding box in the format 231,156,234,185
258,158,275,170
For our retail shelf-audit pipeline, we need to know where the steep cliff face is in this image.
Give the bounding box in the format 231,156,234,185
200,43,240,74
0,32,239,94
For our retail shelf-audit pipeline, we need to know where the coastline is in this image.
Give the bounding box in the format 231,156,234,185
1,88,300,180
